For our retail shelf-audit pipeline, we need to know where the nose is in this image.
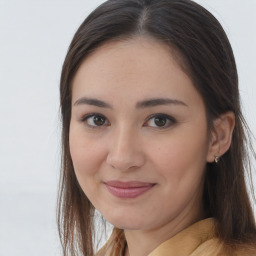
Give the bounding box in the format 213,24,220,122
106,127,145,171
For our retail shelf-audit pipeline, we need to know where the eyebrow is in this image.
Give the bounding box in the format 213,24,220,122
73,97,187,108
136,98,188,108
73,97,112,108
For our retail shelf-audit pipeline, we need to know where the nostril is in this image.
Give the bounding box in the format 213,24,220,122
106,130,145,170
106,154,135,171
106,149,145,171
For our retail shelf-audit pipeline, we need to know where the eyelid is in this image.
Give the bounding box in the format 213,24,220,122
81,113,110,128
80,112,101,121
144,113,176,128
79,112,176,129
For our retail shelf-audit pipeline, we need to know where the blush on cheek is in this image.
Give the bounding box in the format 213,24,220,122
70,138,108,178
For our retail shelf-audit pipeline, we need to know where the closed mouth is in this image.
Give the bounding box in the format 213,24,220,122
104,180,156,199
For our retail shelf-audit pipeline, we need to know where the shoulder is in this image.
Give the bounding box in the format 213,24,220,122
96,228,125,256
191,238,256,256
232,244,256,256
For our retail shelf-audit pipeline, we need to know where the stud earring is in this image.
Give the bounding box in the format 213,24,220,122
214,155,220,163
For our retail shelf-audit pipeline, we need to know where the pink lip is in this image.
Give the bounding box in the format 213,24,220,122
104,180,155,199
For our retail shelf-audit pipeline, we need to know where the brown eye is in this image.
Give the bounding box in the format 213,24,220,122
83,114,109,127
154,116,167,127
145,114,176,129
93,115,106,126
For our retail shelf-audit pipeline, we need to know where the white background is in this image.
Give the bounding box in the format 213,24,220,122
0,0,255,255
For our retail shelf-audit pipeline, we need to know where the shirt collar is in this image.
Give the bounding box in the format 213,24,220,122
101,218,217,256
148,218,216,256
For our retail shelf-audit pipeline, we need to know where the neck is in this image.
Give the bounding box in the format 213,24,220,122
124,207,205,256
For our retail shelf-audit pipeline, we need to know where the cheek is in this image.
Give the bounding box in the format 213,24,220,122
149,128,209,183
150,135,208,213
69,127,106,179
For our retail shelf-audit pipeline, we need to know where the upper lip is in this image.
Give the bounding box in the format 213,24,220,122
104,180,155,188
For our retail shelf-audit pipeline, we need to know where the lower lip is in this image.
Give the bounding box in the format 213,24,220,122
105,184,155,199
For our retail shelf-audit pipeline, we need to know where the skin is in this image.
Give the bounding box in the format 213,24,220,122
69,37,235,256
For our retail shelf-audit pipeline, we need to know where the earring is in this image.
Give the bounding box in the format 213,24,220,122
214,155,220,163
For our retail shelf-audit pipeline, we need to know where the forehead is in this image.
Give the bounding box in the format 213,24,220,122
71,37,202,107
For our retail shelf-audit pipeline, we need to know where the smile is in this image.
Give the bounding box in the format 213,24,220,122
104,180,156,199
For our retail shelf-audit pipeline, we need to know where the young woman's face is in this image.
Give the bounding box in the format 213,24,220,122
70,38,211,231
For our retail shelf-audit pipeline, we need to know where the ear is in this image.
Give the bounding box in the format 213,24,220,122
206,111,235,163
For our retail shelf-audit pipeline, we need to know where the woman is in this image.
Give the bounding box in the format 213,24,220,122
57,0,256,255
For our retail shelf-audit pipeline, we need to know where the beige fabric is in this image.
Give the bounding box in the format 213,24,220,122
148,218,220,256
96,218,256,256
97,228,126,256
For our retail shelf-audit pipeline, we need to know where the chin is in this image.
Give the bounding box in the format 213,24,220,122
104,213,146,230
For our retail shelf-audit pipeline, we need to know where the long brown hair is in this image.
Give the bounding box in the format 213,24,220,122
58,0,256,255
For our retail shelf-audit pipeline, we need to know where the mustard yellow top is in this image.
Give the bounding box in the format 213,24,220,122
97,218,256,256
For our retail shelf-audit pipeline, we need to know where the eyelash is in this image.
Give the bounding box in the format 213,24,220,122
144,113,176,129
81,113,176,129
81,113,110,128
